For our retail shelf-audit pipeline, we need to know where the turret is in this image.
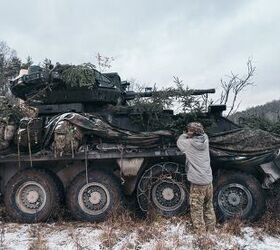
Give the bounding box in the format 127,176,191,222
10,64,216,115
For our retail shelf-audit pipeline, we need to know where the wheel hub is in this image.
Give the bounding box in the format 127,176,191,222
162,187,175,201
15,181,47,214
78,182,110,215
26,190,40,203
89,191,102,205
227,193,241,206
152,180,185,212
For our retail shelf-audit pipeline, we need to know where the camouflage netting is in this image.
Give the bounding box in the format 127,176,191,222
0,96,29,151
43,113,173,149
209,128,280,156
0,96,33,123
44,113,280,157
53,120,83,157
55,63,97,88
10,63,102,102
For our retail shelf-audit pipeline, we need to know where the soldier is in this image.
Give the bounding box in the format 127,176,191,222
177,122,216,234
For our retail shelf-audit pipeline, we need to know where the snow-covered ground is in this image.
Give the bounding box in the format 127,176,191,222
0,218,279,250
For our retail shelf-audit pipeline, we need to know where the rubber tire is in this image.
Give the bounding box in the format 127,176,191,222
66,169,122,222
214,172,265,222
4,168,60,223
39,168,65,203
137,162,189,217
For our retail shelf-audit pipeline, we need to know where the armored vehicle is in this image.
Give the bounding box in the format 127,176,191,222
0,64,279,223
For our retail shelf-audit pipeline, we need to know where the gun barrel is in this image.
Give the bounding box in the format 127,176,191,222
135,88,215,98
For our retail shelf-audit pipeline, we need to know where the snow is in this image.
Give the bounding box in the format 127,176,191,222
0,221,279,249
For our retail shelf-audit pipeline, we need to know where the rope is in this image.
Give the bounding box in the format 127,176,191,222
85,144,89,184
27,121,33,167
118,144,125,184
17,130,21,170
71,137,74,159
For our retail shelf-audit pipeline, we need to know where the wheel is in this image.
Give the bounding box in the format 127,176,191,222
214,172,265,221
4,168,60,223
66,169,122,222
137,162,188,217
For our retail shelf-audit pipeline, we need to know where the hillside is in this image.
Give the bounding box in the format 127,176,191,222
231,99,280,124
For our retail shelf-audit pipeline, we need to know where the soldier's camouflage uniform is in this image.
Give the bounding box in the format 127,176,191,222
190,183,216,233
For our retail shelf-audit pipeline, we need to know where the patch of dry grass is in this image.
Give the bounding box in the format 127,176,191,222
253,211,280,237
99,225,119,249
68,227,90,250
153,240,171,250
217,217,245,236
193,235,216,250
28,224,47,250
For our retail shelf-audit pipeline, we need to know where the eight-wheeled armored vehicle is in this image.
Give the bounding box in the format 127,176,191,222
0,64,279,223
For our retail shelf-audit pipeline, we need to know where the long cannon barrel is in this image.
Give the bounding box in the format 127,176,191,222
125,88,216,101
137,89,215,97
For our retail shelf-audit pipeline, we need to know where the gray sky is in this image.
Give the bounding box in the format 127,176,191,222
1,0,279,111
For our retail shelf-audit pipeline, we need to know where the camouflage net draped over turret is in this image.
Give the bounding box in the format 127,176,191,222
10,63,107,102
55,63,97,88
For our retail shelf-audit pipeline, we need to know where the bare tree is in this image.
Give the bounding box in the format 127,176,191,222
42,58,52,69
96,53,115,72
21,56,33,69
219,59,256,117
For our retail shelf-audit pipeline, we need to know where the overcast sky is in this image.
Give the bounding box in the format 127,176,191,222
1,0,279,111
